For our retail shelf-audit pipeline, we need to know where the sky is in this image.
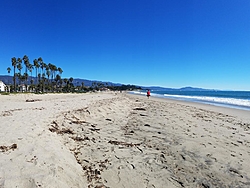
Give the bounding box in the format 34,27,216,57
0,0,250,90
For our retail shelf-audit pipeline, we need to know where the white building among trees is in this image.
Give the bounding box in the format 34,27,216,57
0,81,6,92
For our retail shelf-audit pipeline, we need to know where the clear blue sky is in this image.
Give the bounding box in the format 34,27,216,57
1,0,250,90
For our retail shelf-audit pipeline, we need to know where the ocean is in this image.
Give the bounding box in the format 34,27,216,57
130,90,250,111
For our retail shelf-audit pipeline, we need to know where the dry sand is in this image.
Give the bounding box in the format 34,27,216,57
0,92,250,188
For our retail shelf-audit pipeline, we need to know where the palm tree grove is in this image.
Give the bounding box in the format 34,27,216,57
7,55,75,93
5,55,141,93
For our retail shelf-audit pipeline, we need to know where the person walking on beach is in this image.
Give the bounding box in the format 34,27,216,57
147,89,150,99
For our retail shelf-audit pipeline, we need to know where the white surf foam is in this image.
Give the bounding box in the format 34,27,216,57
164,94,250,108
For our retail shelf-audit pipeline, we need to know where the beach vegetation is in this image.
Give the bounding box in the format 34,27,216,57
0,92,10,95
6,55,141,93
7,55,66,93
11,57,17,91
107,84,141,91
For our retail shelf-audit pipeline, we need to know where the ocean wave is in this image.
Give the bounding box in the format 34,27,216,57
129,91,163,97
129,91,250,110
163,94,250,108
129,91,146,95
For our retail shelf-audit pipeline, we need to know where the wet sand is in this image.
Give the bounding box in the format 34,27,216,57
0,92,250,187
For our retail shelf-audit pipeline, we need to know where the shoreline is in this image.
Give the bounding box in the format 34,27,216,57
128,92,250,117
129,91,250,112
1,92,250,187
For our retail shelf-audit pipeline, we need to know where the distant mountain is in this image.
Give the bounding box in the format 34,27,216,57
141,86,176,91
179,87,214,91
0,75,11,84
0,75,123,87
142,86,215,91
0,75,215,91
72,78,122,87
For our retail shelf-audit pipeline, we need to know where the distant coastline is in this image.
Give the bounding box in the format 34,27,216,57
1,75,249,92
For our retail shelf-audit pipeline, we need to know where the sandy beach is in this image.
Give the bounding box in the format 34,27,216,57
0,92,250,188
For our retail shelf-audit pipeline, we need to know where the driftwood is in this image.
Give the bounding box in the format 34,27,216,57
89,128,100,132
26,99,42,102
133,107,146,111
108,140,141,147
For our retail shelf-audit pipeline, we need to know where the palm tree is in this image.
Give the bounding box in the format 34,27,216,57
17,59,23,86
42,73,46,92
40,62,47,92
63,78,68,92
48,63,57,81
7,67,11,75
23,72,28,91
37,57,43,79
63,78,68,85
57,67,63,76
52,64,57,82
57,67,63,90
51,64,57,90
46,68,50,87
16,73,22,91
41,62,46,75
23,55,29,74
11,57,17,91
37,73,41,92
47,63,58,91
7,67,11,92
28,64,34,86
17,57,22,69
23,55,30,90
69,77,74,92
7,67,11,83
69,77,74,84
37,57,43,71
9,55,65,93
47,63,52,81
54,74,61,91
33,59,39,84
